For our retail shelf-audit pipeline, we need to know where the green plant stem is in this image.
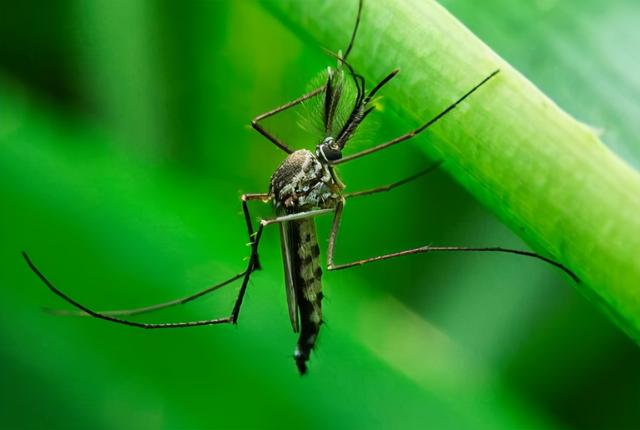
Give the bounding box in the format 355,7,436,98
263,0,640,342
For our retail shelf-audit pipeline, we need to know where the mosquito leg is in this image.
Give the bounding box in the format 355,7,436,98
242,193,270,270
24,220,267,329
326,200,346,272
39,193,272,319
332,70,500,165
23,251,242,328
325,202,579,283
365,68,399,102
252,86,325,154
260,208,335,226
341,0,363,60
217,207,336,324
24,208,336,329
344,160,442,200
45,270,249,318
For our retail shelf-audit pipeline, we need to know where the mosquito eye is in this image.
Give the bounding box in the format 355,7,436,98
320,145,342,161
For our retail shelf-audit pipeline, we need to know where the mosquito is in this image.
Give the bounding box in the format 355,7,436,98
23,0,578,375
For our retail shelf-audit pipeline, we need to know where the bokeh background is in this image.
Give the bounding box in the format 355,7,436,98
1,0,639,429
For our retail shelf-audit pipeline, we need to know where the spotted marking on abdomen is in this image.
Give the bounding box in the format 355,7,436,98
292,219,324,374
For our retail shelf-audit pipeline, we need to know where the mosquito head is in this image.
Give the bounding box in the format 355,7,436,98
316,137,342,163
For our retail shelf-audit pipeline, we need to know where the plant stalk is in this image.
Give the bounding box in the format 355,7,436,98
263,0,640,342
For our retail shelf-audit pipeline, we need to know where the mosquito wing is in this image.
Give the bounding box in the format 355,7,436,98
279,220,300,333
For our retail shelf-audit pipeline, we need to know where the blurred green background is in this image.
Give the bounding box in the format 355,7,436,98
1,0,639,429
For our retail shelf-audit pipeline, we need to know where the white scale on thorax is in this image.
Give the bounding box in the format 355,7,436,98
274,150,339,210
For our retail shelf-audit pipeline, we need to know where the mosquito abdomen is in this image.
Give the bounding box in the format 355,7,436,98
292,219,323,374
270,149,340,374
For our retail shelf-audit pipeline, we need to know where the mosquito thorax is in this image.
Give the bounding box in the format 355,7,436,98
316,137,342,163
270,149,343,211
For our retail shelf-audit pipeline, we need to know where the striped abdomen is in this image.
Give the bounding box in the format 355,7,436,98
287,219,323,374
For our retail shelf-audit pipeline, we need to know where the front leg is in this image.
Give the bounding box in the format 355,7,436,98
333,70,500,165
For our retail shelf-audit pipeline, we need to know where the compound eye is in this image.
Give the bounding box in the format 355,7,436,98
321,145,342,161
